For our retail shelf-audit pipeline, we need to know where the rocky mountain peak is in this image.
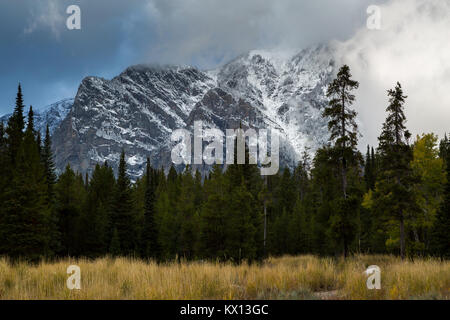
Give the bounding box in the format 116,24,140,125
51,44,337,179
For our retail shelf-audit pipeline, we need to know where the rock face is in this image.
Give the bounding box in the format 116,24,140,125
52,44,337,179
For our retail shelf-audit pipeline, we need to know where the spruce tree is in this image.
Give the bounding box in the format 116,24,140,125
373,82,415,259
439,134,448,160
430,139,450,258
371,147,377,184
42,124,57,197
0,121,7,209
55,164,86,256
0,106,51,260
142,158,159,259
364,145,373,190
323,64,359,199
225,182,257,263
156,166,180,260
42,124,60,254
80,163,115,257
322,65,361,257
6,84,25,165
199,164,228,260
224,125,263,259
110,228,121,257
177,166,199,259
112,150,136,255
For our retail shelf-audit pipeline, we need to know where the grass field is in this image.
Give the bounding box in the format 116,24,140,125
0,255,448,300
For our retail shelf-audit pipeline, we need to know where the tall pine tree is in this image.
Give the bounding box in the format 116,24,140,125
142,158,160,259
111,150,136,255
322,65,361,257
0,106,51,260
6,84,25,165
373,82,415,259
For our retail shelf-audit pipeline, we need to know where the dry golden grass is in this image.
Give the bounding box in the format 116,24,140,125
0,255,448,300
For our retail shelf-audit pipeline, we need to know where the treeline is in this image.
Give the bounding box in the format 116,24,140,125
0,66,449,262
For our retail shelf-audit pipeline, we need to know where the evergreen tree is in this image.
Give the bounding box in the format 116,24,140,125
295,149,311,201
373,82,415,259
110,228,121,257
111,150,136,255
439,134,449,161
371,147,377,184
224,126,263,261
142,158,159,259
55,164,86,256
199,164,228,260
177,166,199,259
0,107,51,260
225,182,257,263
79,163,115,257
309,147,340,255
41,125,56,192
271,207,291,255
26,106,35,134
270,169,296,255
430,138,450,258
156,165,180,260
322,65,361,257
36,131,42,157
365,145,375,190
0,121,7,219
42,124,60,254
6,84,25,165
323,65,359,199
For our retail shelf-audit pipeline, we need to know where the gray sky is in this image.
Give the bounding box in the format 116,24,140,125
1,0,448,148
337,0,450,147
0,0,384,113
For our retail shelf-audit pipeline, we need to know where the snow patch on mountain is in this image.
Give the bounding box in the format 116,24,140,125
51,44,337,178
0,98,74,136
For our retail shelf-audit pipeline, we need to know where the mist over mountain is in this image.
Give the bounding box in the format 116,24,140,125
43,44,337,178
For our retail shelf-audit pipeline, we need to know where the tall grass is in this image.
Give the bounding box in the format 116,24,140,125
0,255,448,300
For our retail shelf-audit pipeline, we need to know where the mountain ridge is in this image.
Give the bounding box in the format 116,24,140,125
0,98,74,137
9,44,337,178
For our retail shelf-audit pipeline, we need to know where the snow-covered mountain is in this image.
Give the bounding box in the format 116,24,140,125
52,44,336,178
212,44,334,164
0,98,74,136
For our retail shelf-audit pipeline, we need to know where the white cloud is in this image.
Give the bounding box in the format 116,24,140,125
13,0,450,147
143,0,381,68
335,0,450,147
141,0,450,147
24,0,65,39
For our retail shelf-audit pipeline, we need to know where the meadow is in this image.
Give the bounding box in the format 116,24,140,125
0,255,448,300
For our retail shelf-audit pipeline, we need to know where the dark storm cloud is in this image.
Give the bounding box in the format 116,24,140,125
1,0,386,115
0,0,155,114
144,0,386,67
